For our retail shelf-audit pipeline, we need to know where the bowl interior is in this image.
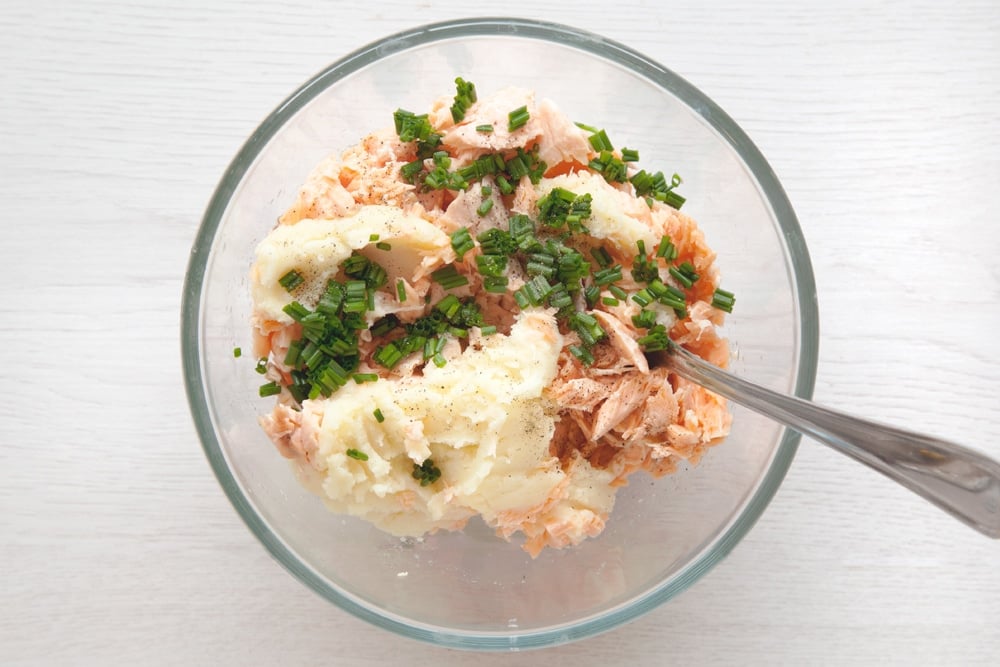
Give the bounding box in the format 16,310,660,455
184,19,816,650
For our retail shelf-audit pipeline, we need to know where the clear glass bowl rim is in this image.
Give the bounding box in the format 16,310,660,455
181,16,820,651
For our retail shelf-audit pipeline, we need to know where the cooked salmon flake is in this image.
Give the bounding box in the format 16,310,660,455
249,82,733,556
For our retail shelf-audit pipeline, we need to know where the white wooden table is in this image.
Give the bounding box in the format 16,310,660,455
3,1,998,664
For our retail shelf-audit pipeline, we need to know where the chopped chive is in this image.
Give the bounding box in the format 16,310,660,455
342,281,368,313
495,174,514,195
480,325,497,335
656,235,678,260
370,314,400,337
346,448,369,461
632,289,653,307
282,301,310,322
450,77,478,122
482,275,508,293
432,150,451,168
449,227,475,259
662,190,686,209
284,339,304,367
258,381,282,397
637,325,671,351
431,265,469,290
593,264,623,286
632,309,658,329
590,247,612,268
373,408,385,423
278,270,304,292
432,336,448,354
568,311,607,347
609,285,627,300
369,233,380,242
475,124,493,133
396,279,407,302
621,147,639,162
233,347,242,358
588,129,613,152
574,121,599,133
432,352,447,367
412,459,441,486
668,265,696,289
373,343,403,369
508,105,530,131
375,241,392,251
254,358,268,375
352,373,379,384
475,254,507,277
433,297,459,323
476,198,494,216
569,344,595,366
583,284,600,308
602,296,619,306
712,288,736,313
400,159,424,181
481,185,492,196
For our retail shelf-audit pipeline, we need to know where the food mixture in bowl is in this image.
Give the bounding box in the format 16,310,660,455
248,80,735,556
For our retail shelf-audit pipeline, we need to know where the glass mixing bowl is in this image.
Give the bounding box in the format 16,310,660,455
182,17,818,650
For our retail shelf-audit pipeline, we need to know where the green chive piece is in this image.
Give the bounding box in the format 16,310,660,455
568,311,607,347
278,270,304,292
574,121,599,133
373,408,385,423
590,247,612,268
400,160,424,181
254,358,268,375
480,325,497,336
375,241,392,251
508,105,530,131
609,285,627,300
412,458,442,486
602,296,619,306
475,124,493,133
352,373,378,384
233,347,242,358
482,275,508,293
588,129,613,152
712,288,736,313
450,77,478,122
396,279,407,302
656,235,678,260
632,309,658,329
450,227,475,259
593,264,623,286
495,174,514,195
258,381,282,397
632,289,653,307
668,265,695,289
637,325,671,351
569,344,595,366
621,147,639,162
373,343,403,369
369,233,380,242
431,265,469,290
476,198,494,216
346,448,369,461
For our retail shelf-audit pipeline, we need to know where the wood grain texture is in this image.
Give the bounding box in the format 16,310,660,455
2,0,998,664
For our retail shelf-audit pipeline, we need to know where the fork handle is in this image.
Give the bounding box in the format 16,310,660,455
663,344,1000,538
